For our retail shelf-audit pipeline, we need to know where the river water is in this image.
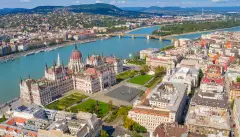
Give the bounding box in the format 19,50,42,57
0,26,239,104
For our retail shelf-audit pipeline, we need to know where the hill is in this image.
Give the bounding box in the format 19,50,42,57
0,3,158,17
121,6,240,15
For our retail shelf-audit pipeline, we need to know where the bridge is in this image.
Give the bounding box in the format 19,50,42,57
96,33,177,43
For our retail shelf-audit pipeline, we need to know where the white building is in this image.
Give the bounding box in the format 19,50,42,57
233,98,240,137
128,82,187,132
163,66,199,94
140,48,159,59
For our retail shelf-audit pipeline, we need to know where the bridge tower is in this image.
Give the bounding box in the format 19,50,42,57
159,37,163,41
132,35,136,39
147,35,151,40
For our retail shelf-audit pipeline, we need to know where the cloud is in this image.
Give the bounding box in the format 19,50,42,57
211,0,229,2
110,0,127,4
20,0,31,2
73,0,81,4
96,0,104,3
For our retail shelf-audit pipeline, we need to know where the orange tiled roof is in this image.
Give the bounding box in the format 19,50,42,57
0,124,37,137
6,117,28,125
132,108,169,117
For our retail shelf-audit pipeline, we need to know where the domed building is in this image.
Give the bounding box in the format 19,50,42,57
68,45,84,74
20,44,123,106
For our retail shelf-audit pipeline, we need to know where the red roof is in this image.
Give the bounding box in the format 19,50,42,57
6,117,28,126
201,77,224,86
231,82,240,90
132,108,169,117
70,49,82,60
0,124,37,137
85,68,97,76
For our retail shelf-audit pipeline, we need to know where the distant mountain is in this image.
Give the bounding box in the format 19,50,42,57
0,8,28,15
0,3,157,17
121,7,147,11
121,6,240,15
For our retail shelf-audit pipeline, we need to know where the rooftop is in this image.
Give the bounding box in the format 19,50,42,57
147,82,187,112
191,89,228,108
186,104,231,131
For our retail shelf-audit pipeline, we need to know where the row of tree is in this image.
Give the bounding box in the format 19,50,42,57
153,20,240,36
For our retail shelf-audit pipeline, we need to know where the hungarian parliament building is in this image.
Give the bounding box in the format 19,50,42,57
20,45,123,106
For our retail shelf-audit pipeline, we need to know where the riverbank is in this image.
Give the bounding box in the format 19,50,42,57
0,38,102,63
0,25,158,63
157,25,240,39
125,25,160,34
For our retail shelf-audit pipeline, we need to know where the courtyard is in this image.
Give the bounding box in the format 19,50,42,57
128,74,153,85
46,93,88,110
68,99,109,118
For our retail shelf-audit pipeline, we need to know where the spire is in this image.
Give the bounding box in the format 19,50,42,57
74,43,78,50
53,60,56,67
57,53,61,66
45,63,48,71
62,60,64,67
20,77,23,85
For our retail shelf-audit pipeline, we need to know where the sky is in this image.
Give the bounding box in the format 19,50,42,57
0,0,239,9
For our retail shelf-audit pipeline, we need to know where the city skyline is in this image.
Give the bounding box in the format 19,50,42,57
0,0,239,9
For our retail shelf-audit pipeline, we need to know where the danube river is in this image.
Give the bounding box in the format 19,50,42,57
0,26,240,104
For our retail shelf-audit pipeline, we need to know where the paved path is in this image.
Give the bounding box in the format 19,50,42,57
0,98,21,117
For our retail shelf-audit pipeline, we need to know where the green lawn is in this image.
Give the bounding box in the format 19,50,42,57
128,75,153,85
68,99,109,118
127,59,146,65
46,93,88,110
116,70,139,81
145,76,163,89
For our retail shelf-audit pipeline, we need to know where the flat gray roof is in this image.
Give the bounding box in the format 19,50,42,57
105,85,142,102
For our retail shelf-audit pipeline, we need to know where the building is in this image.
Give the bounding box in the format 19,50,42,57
128,82,187,132
20,45,123,106
200,65,224,93
185,64,230,136
146,52,179,69
229,82,240,101
163,66,199,93
186,89,230,137
233,98,240,137
140,48,159,59
1,105,102,137
38,111,102,137
20,56,74,106
151,122,188,137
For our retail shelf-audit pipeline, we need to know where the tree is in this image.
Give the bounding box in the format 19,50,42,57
123,116,135,130
0,114,7,123
108,100,113,111
132,122,147,133
100,130,109,137
155,66,166,77
231,99,235,110
142,65,149,73
140,70,145,75
237,77,240,82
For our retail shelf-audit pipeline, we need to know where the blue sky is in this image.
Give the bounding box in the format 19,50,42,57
0,0,239,8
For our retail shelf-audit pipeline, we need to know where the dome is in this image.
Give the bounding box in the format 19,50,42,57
70,44,82,60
